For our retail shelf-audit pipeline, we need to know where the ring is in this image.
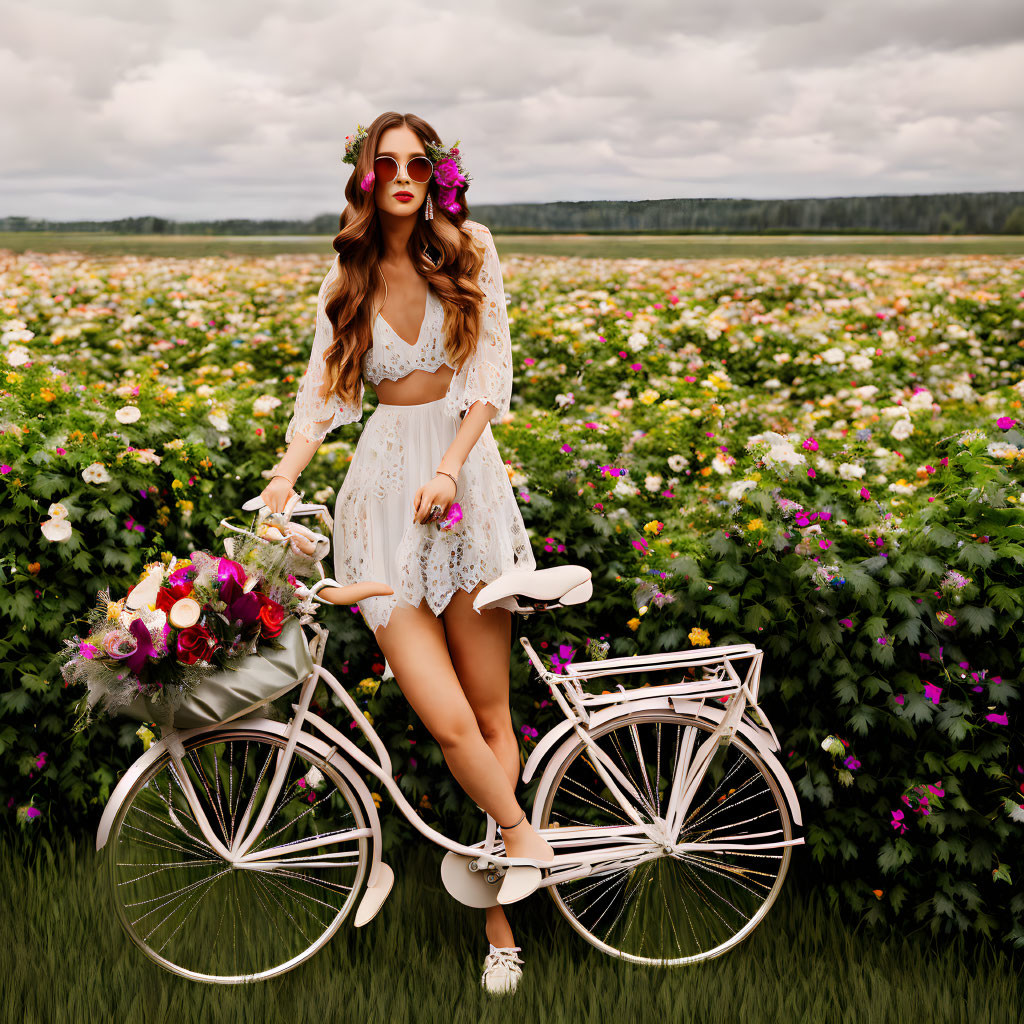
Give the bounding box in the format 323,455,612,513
428,504,443,521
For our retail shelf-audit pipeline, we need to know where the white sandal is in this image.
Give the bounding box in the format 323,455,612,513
480,943,524,995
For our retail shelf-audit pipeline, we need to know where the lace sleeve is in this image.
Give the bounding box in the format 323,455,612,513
443,222,513,422
285,259,364,444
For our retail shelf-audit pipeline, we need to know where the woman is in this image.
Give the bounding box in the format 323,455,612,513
259,111,554,995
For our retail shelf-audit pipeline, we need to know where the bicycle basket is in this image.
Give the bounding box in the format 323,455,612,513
116,615,314,733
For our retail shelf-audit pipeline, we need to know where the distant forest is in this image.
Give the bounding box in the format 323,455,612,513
3,190,1023,236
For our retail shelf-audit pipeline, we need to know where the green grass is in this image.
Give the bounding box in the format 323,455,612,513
2,231,1024,260
2,835,1020,1024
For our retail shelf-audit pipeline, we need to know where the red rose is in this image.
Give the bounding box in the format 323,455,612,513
168,577,195,600
257,594,286,639
176,623,220,665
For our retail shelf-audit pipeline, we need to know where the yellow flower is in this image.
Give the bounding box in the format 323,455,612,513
136,725,155,751
643,520,664,535
39,388,56,402
688,627,711,647
627,617,641,631
371,792,382,808
171,479,184,490
363,710,374,725
746,518,763,531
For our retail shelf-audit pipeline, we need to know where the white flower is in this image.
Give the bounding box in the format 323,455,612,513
1,320,34,344
555,392,575,408
253,394,282,415
5,345,32,367
613,478,635,498
853,384,879,400
711,454,733,475
839,463,866,480
728,479,757,501
907,390,934,412
763,378,781,389
849,353,874,371
890,419,914,441
208,411,230,431
772,352,792,365
303,766,324,790
667,454,689,472
821,347,846,364
195,384,215,398
508,470,528,488
115,405,141,424
644,473,663,492
627,331,649,352
135,448,162,466
887,481,916,495
47,502,69,519
949,381,977,402
41,517,72,542
988,441,1019,458
82,463,111,484
217,436,232,450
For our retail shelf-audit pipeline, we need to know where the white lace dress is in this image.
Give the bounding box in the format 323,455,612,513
284,220,536,634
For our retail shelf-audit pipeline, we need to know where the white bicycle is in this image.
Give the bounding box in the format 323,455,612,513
96,495,804,983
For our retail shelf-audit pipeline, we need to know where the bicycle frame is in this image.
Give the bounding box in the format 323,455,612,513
101,617,801,897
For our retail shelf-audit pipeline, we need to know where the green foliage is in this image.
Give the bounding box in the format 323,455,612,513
2,247,1023,954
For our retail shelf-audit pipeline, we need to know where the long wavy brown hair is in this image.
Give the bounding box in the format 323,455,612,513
318,111,487,410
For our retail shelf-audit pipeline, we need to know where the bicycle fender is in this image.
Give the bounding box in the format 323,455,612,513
529,697,803,827
94,718,393,892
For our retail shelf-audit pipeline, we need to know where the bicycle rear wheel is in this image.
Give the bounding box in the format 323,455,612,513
537,711,793,966
106,728,370,983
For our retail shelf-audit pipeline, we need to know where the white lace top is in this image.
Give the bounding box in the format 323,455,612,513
285,220,514,444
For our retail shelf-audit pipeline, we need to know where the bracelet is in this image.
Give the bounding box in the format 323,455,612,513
435,468,461,502
271,473,296,487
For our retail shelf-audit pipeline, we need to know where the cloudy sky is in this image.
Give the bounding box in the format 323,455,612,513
2,0,1023,220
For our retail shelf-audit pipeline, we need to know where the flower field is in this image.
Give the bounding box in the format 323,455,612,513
1,244,1022,947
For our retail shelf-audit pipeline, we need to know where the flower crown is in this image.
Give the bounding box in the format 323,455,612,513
342,122,471,216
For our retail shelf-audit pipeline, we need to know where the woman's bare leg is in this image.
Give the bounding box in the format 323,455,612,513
442,584,553,946
372,598,524,845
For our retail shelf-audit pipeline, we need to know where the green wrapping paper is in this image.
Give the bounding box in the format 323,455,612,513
117,616,314,733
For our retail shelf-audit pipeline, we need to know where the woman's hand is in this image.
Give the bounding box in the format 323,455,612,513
260,474,297,516
413,473,457,524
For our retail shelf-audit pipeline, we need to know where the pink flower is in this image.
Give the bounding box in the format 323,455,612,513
360,170,375,192
890,810,907,834
802,438,819,451
924,683,942,704
996,416,1017,430
839,618,853,628
859,487,871,500
986,712,1009,725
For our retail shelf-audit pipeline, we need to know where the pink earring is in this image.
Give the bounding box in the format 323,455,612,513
424,193,433,220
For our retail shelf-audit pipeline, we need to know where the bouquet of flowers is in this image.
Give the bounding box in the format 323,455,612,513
60,515,326,731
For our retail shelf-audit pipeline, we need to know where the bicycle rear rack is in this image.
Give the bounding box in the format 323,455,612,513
518,636,779,749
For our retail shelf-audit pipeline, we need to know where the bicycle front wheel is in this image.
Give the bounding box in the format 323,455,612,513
537,711,793,966
106,728,370,983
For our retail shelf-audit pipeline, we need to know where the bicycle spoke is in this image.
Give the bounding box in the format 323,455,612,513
540,713,792,965
107,731,369,981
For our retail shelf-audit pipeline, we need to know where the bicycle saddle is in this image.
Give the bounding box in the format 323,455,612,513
473,566,592,615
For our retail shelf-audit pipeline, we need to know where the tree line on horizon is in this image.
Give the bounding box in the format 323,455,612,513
2,190,1022,236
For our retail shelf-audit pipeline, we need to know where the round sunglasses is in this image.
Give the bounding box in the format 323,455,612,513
373,155,434,184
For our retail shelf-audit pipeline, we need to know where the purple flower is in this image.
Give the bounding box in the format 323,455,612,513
843,756,861,771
